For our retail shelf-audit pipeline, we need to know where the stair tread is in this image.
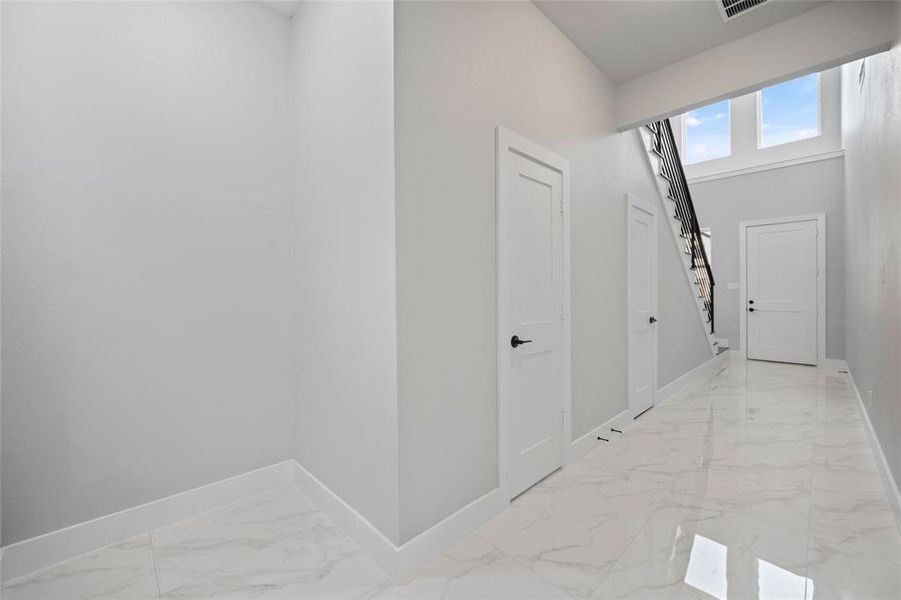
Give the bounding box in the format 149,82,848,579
641,119,715,348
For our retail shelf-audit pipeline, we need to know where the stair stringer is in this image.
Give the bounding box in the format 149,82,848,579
635,128,717,357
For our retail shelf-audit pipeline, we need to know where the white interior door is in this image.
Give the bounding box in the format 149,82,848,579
746,219,818,365
628,195,657,418
498,129,568,499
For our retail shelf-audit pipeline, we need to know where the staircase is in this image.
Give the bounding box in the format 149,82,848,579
638,119,717,355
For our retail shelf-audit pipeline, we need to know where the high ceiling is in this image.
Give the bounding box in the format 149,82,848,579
535,0,828,84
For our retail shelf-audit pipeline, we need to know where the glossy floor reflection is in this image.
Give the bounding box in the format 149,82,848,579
5,354,901,599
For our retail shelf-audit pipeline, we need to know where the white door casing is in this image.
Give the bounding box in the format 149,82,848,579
496,127,571,500
740,214,825,365
627,194,658,418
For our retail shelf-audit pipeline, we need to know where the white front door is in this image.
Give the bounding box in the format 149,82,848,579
746,219,818,365
498,129,568,499
627,195,657,418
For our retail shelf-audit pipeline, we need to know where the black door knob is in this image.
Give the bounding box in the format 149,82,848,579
649,316,658,324
749,300,754,304
748,307,756,312
511,335,533,348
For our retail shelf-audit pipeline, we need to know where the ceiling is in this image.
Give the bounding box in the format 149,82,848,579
535,0,828,84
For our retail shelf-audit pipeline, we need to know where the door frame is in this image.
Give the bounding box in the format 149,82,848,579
738,213,826,364
496,126,572,500
626,193,658,418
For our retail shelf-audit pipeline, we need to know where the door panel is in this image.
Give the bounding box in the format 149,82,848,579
628,201,656,417
501,145,566,499
746,220,818,365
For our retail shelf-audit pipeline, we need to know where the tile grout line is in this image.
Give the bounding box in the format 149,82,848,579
471,532,582,600
801,400,819,600
148,531,163,600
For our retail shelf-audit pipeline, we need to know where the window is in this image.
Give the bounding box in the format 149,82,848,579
759,73,819,148
682,100,730,165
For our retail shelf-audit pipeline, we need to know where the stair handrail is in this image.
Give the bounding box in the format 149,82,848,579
646,118,715,334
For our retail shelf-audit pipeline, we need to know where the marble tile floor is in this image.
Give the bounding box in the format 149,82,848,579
5,355,901,599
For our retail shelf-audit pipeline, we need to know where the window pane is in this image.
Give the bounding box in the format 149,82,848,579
683,101,730,164
760,73,819,147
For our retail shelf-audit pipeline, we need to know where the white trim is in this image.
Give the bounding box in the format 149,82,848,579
496,126,572,501
844,369,901,536
1,459,511,586
625,192,658,419
677,68,842,182
687,150,844,184
290,461,505,582
566,409,633,464
656,353,727,404
820,358,848,371
755,72,823,151
739,213,826,365
1,461,294,582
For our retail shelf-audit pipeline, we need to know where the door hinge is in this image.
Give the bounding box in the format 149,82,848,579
560,304,566,320
560,201,565,217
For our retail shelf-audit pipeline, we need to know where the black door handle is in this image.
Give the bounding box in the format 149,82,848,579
748,307,755,312
511,335,533,348
649,316,658,324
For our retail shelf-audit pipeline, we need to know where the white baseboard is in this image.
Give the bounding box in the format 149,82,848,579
567,409,632,464
845,368,901,536
391,484,506,581
723,350,848,372
288,460,399,578
1,461,294,582
657,353,726,404
2,458,509,585
289,460,506,582
820,358,848,370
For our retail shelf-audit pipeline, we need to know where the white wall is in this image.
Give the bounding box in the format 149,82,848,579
842,39,901,485
615,1,898,131
288,1,400,543
0,0,736,555
690,157,846,358
1,2,294,545
393,0,710,544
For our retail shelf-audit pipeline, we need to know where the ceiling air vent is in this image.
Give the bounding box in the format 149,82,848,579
717,0,770,21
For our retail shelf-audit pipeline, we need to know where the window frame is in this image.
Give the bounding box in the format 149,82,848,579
671,68,842,183
680,99,732,166
756,72,823,150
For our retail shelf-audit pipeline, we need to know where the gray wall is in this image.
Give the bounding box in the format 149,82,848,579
841,43,901,484
1,2,294,545
288,1,400,543
656,208,716,388
690,157,846,358
394,0,711,544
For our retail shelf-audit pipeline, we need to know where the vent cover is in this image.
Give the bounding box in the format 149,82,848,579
717,0,770,21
